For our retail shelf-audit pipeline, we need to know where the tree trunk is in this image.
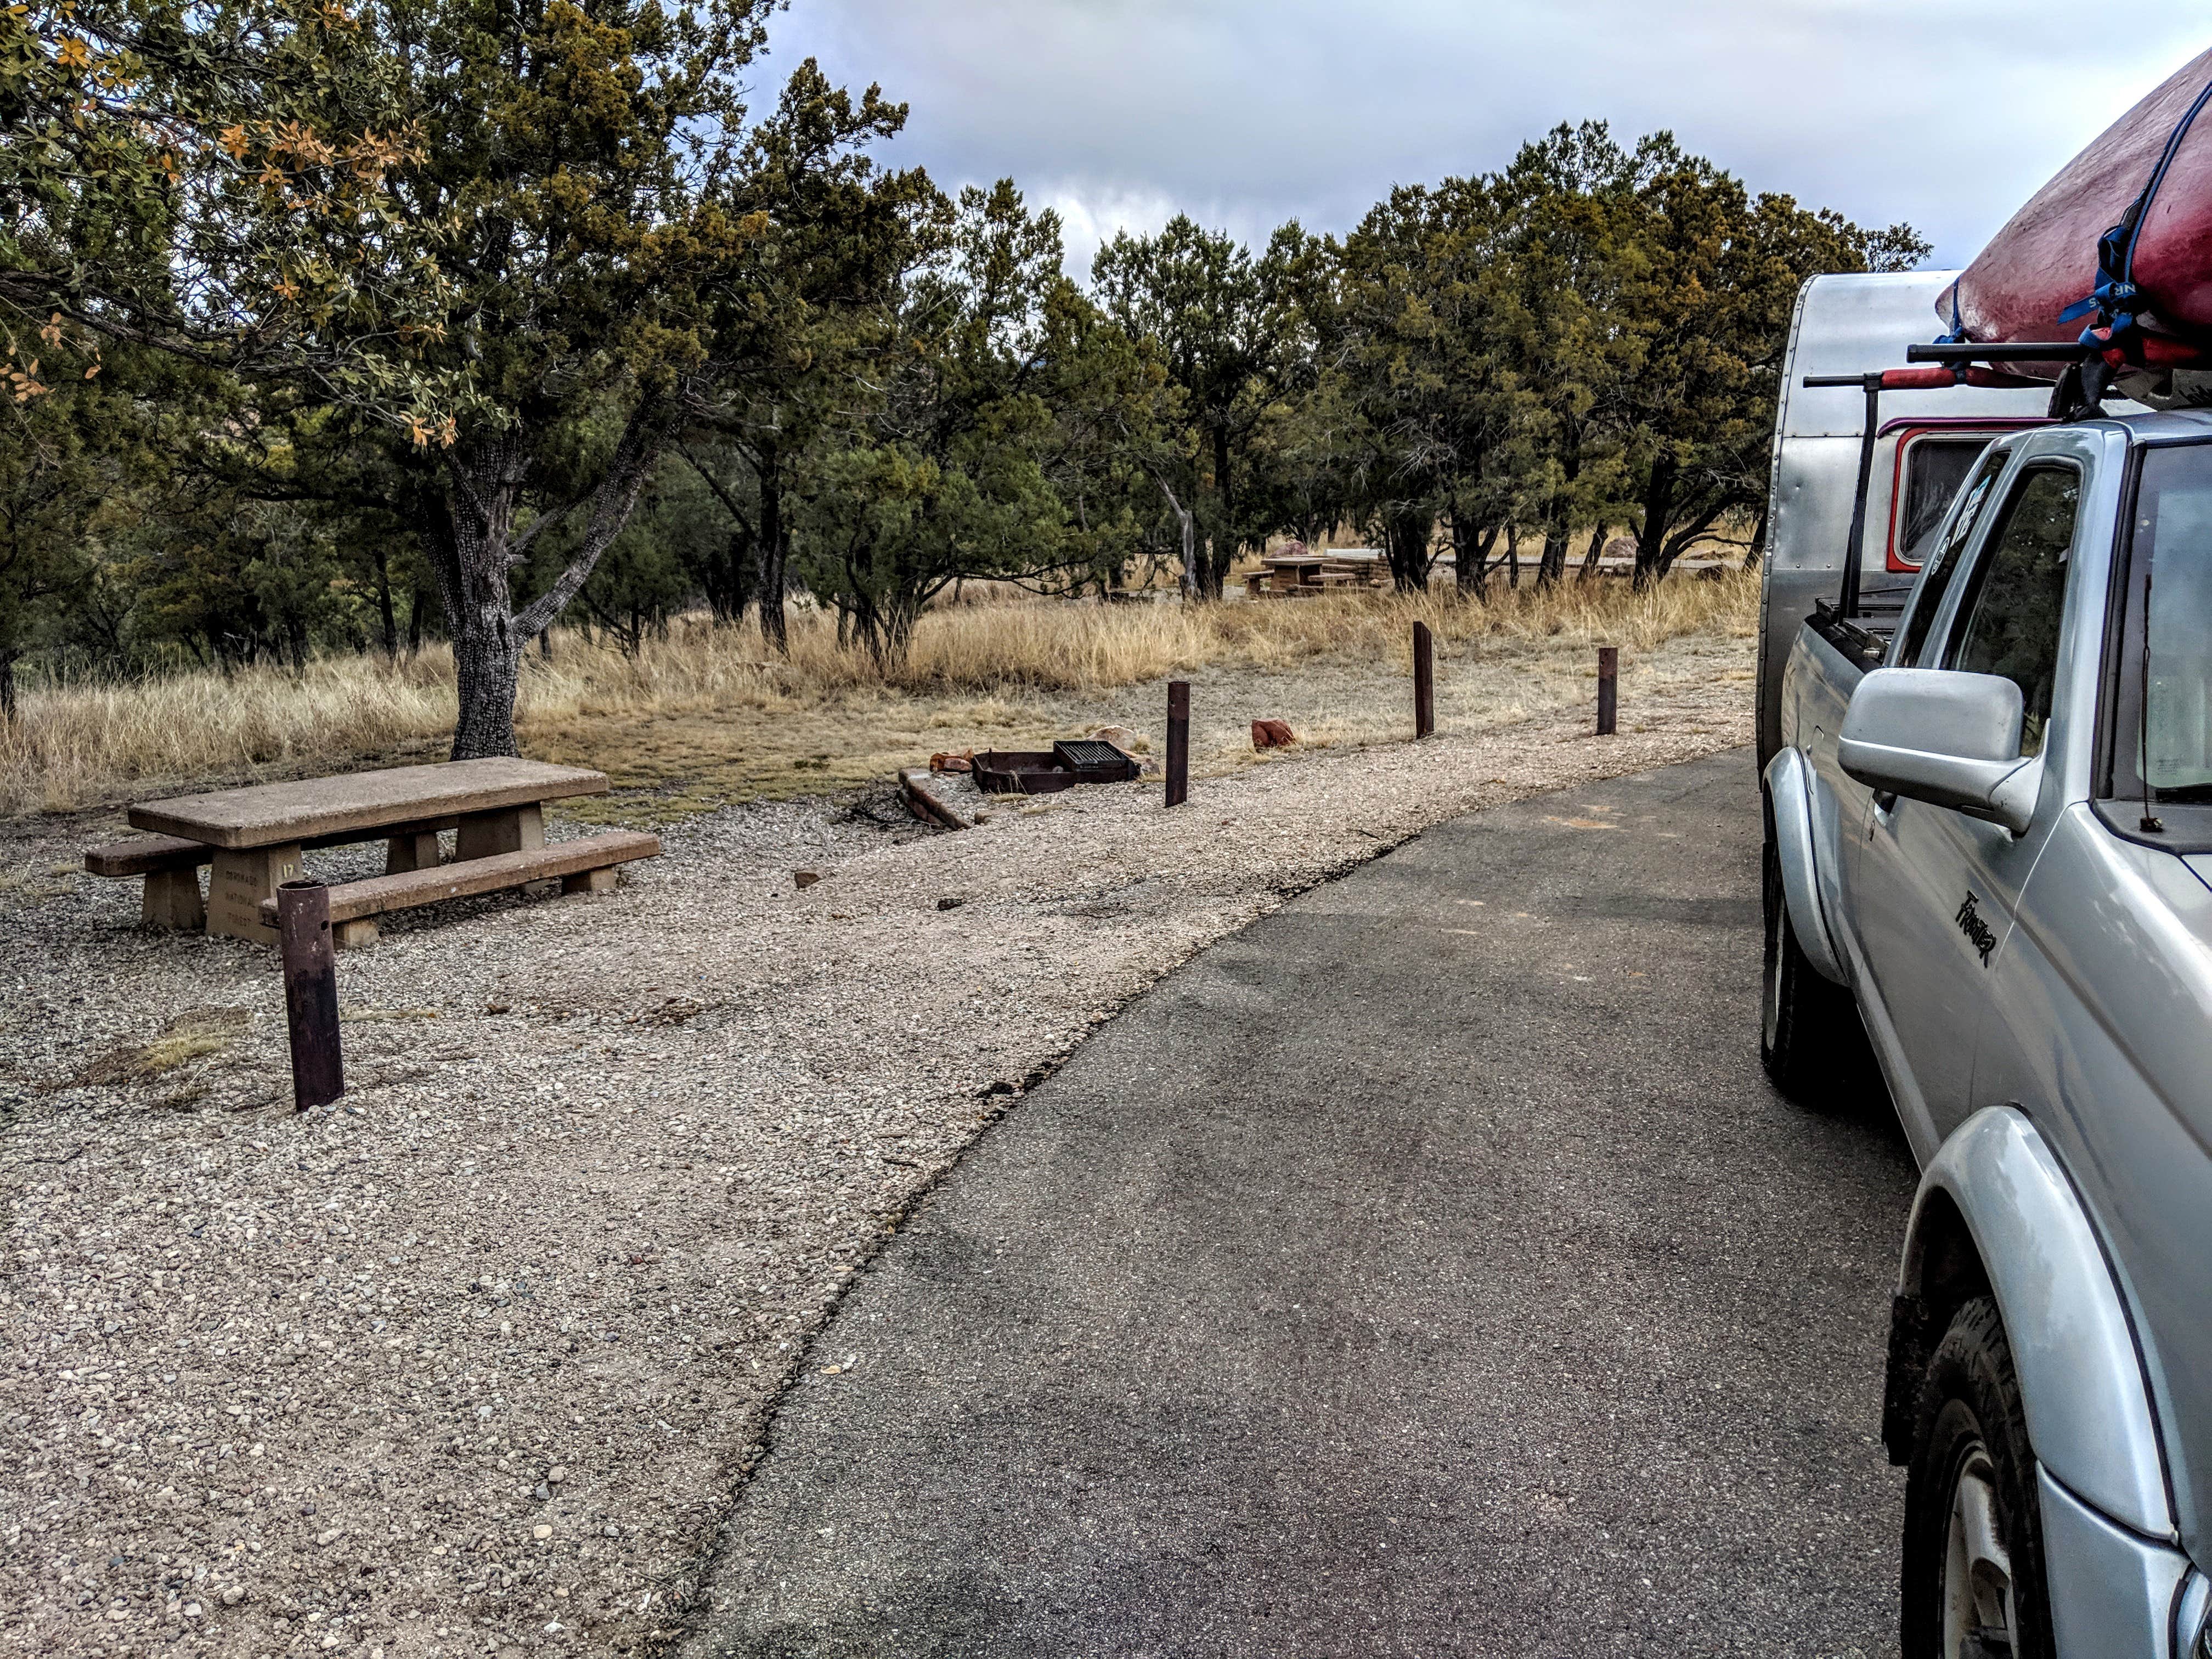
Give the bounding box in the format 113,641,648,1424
676,443,758,624
1506,525,1521,589
1538,520,1570,589
1452,518,1491,599
1149,468,1199,599
1743,504,1769,571
430,405,669,758
432,482,522,758
1655,493,1738,583
1204,424,1234,599
1633,446,1678,592
719,529,755,622
428,438,527,759
407,582,429,654
758,432,788,652
1578,524,1607,580
1538,420,1583,590
873,596,921,670
372,544,398,658
0,645,16,723
1385,511,1433,592
450,617,522,759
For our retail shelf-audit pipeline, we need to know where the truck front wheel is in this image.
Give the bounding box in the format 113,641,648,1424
1759,828,1858,1099
1900,1296,2055,1659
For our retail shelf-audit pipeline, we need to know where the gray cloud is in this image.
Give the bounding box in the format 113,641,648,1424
761,1,2209,274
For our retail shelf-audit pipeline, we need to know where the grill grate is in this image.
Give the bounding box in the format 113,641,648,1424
1053,740,1128,771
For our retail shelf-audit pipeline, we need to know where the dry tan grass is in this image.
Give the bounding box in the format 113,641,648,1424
54,1007,250,1091
0,569,1759,820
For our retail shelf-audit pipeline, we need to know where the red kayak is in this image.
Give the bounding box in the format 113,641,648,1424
1941,46,2212,377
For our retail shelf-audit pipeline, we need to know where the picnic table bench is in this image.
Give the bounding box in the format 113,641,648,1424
83,758,659,949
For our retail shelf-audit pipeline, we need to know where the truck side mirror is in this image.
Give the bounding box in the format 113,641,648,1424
1838,668,2040,834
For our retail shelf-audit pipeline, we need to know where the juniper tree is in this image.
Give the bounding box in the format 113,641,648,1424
1607,136,1927,588
678,59,929,653
795,182,1073,665
5,0,916,754
1093,217,1290,599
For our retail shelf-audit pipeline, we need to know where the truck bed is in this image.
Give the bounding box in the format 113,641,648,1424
1805,605,1889,678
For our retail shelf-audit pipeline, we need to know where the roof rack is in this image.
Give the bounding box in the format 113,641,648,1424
1904,341,2097,363
1797,341,2101,619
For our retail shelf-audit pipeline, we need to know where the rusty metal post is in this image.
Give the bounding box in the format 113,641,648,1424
1596,646,1619,736
1413,622,1435,739
278,879,344,1111
1165,680,1190,808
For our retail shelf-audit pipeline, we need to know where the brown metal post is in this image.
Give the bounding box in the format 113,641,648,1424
1596,646,1619,736
1413,622,1435,739
1165,681,1190,808
278,879,345,1111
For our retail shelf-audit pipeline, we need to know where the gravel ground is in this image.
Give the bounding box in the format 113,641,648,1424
0,641,1750,1659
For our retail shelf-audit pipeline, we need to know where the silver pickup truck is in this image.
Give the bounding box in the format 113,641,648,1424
1761,272,2210,1657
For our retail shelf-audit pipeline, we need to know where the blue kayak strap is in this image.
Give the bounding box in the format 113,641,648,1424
2064,73,2212,349
1936,283,1968,345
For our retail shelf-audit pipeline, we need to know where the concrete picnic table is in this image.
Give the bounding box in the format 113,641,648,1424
115,758,614,946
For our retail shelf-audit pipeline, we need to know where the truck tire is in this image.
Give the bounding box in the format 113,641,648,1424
1759,826,1858,1101
1899,1296,2055,1659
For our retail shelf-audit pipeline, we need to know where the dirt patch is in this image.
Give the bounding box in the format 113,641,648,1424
0,633,1751,1657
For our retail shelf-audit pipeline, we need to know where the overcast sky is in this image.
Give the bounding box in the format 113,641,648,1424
760,1,2209,278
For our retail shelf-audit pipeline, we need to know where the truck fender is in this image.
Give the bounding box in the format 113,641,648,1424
1886,1106,2174,1541
2038,1470,2191,1658
1761,747,1848,985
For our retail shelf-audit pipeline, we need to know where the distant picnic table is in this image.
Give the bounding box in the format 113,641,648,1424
85,758,659,949
1243,549,1386,599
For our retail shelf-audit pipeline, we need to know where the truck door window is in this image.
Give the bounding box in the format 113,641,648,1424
1896,435,1996,565
1946,465,2080,758
1898,448,2010,668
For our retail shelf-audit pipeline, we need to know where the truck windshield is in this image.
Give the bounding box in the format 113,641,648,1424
2113,443,2212,804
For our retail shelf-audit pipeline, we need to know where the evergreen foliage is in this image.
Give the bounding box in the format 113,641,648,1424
2,3,1925,747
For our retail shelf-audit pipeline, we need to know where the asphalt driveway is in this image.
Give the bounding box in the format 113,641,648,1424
681,747,1920,1657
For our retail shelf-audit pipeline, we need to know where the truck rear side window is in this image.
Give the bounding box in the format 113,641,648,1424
1947,466,2080,758
1895,435,1996,565
1897,449,2010,668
